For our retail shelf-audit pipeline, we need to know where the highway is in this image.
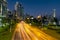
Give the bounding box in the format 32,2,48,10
12,21,57,40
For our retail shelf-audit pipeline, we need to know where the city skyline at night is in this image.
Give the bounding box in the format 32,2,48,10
0,0,60,40
7,0,60,18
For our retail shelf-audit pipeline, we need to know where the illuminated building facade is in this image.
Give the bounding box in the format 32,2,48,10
15,2,24,20
0,0,7,26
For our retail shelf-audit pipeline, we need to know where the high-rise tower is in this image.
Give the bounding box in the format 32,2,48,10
0,0,7,16
53,9,56,17
0,0,7,26
15,2,24,20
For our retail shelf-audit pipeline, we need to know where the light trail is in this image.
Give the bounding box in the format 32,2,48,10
12,21,57,40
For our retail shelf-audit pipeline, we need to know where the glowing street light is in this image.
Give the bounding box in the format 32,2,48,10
27,18,29,19
37,16,41,19
31,17,34,19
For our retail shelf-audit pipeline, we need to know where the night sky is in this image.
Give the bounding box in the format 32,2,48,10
7,0,60,18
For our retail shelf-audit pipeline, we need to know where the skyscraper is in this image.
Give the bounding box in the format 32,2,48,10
53,9,56,18
0,0,7,16
0,0,7,26
53,9,56,25
15,2,24,20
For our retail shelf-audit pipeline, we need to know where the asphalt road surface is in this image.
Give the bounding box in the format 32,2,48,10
12,21,57,40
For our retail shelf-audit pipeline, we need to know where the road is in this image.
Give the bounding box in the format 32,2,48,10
12,21,57,40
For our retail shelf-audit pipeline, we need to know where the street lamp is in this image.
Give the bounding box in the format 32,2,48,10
31,17,34,19
27,18,29,20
